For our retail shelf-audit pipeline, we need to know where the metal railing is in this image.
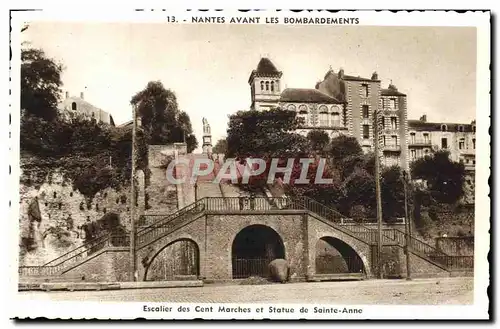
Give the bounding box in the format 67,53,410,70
20,196,474,277
232,258,271,279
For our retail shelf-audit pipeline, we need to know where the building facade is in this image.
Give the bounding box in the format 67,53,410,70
248,58,409,169
58,91,115,125
408,115,476,204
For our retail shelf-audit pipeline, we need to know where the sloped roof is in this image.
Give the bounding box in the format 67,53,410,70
408,120,475,132
280,88,341,104
342,74,375,82
255,57,280,75
381,84,406,97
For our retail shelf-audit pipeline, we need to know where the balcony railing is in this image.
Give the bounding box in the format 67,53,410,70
383,144,401,152
408,139,431,146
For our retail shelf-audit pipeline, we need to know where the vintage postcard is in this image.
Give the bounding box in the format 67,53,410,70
8,9,490,320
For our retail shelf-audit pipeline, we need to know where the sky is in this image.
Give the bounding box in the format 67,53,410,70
23,23,477,152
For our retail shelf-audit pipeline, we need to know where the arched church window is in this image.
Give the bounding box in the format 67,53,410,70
287,104,296,112
271,81,274,92
265,81,269,91
331,112,340,127
71,102,77,111
298,104,308,114
260,81,264,91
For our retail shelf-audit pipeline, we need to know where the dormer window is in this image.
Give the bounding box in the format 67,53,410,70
265,81,269,91
260,81,264,91
71,102,77,111
458,125,464,132
441,124,447,132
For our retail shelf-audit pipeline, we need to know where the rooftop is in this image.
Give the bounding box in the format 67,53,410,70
280,88,341,104
408,120,476,132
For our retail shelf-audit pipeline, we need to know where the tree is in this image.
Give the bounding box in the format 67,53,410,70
21,47,64,121
329,135,362,165
307,130,330,154
212,138,228,154
411,150,465,204
226,108,309,159
343,168,376,218
130,81,198,151
381,165,406,219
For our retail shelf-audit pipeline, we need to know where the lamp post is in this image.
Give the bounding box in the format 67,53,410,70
129,105,138,282
402,170,412,280
373,109,383,279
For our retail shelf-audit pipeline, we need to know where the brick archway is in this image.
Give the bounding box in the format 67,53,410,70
315,236,365,274
143,238,200,281
230,224,286,279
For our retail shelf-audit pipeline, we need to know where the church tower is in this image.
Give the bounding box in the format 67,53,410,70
202,118,212,155
248,57,283,111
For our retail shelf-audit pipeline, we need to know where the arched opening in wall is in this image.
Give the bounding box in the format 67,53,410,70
231,225,285,279
315,237,365,275
145,239,200,281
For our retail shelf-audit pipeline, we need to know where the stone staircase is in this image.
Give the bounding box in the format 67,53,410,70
19,196,473,281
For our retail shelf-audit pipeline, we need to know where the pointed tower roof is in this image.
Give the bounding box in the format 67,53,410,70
255,57,280,74
248,57,283,83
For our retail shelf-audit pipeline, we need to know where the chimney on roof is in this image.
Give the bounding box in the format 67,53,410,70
338,68,344,79
371,72,379,80
420,114,427,122
65,91,69,99
80,92,84,100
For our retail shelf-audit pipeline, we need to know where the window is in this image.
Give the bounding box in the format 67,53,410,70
410,133,416,144
298,105,308,114
265,81,269,91
275,80,280,92
331,112,340,127
383,135,386,146
441,138,448,149
459,138,465,150
91,112,95,118
320,112,328,126
411,149,416,159
473,160,476,165
71,102,77,111
425,149,429,155
423,133,429,143
392,136,398,146
287,104,296,112
362,105,369,119
458,125,464,132
473,125,476,133
473,138,476,149
271,81,275,92
441,124,447,132
362,84,369,97
53,192,57,198
390,117,397,130
389,99,396,109
260,81,264,91
363,125,370,139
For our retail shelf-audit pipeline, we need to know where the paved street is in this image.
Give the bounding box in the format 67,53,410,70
19,277,473,305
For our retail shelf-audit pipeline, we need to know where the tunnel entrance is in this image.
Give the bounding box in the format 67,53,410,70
231,225,285,279
315,237,365,274
145,239,200,281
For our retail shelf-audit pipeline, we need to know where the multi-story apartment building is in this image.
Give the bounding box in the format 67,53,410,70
248,57,409,169
408,115,476,204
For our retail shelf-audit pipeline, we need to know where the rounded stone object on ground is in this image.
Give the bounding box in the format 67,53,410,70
268,259,289,283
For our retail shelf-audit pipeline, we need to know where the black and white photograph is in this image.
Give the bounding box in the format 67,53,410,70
8,9,490,320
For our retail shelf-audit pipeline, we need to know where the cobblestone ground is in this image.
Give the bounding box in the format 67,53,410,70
19,277,473,304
